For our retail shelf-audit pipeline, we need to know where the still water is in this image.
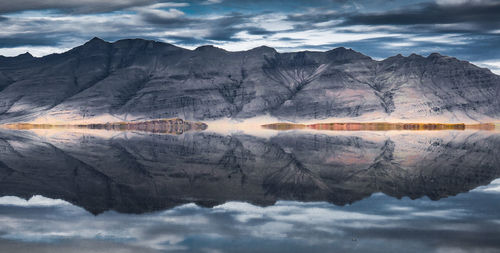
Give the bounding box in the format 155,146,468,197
0,128,499,252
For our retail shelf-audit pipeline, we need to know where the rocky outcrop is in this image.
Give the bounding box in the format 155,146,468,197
0,38,499,123
2,118,208,134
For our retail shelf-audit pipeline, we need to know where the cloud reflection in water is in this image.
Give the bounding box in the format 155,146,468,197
0,182,499,253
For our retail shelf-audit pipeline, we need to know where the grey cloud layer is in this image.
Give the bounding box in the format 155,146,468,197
342,2,500,32
0,0,164,14
286,1,500,33
141,11,273,42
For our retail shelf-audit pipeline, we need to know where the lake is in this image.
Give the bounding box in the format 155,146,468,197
0,127,499,253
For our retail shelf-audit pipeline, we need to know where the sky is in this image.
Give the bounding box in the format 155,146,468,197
0,0,499,73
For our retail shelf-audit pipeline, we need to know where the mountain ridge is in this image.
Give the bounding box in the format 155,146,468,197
1,37,490,67
0,37,499,124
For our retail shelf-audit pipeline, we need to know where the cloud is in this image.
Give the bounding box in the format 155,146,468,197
140,10,265,42
472,178,500,192
0,195,70,207
341,2,500,33
141,13,192,26
140,8,186,23
476,61,500,75
0,10,149,51
435,0,495,6
144,2,190,8
287,10,339,24
0,0,169,14
204,13,256,41
245,27,275,36
202,0,223,5
284,1,500,34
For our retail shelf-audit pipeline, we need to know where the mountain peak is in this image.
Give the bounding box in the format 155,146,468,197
409,53,422,58
83,37,108,46
253,45,274,50
17,52,33,58
75,37,110,53
332,46,348,51
247,45,277,54
194,45,226,52
382,54,405,62
326,46,370,61
90,36,105,42
428,52,443,59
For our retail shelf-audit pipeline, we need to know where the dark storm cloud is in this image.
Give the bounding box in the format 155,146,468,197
0,0,166,14
205,13,261,41
277,37,304,42
286,1,500,33
246,27,274,36
141,15,192,27
141,10,271,42
287,12,339,24
342,2,500,32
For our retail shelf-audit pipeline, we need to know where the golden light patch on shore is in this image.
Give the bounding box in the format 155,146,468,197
261,122,497,131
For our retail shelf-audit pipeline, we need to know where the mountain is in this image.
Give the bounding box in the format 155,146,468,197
0,129,498,214
0,37,499,124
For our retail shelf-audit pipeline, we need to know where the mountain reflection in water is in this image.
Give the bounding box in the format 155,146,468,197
0,128,499,252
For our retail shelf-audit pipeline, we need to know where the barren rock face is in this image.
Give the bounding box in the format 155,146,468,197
0,38,499,123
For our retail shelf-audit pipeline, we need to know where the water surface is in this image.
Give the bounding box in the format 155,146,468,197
0,128,499,252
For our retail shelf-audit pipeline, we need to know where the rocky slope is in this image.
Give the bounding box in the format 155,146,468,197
0,37,499,123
